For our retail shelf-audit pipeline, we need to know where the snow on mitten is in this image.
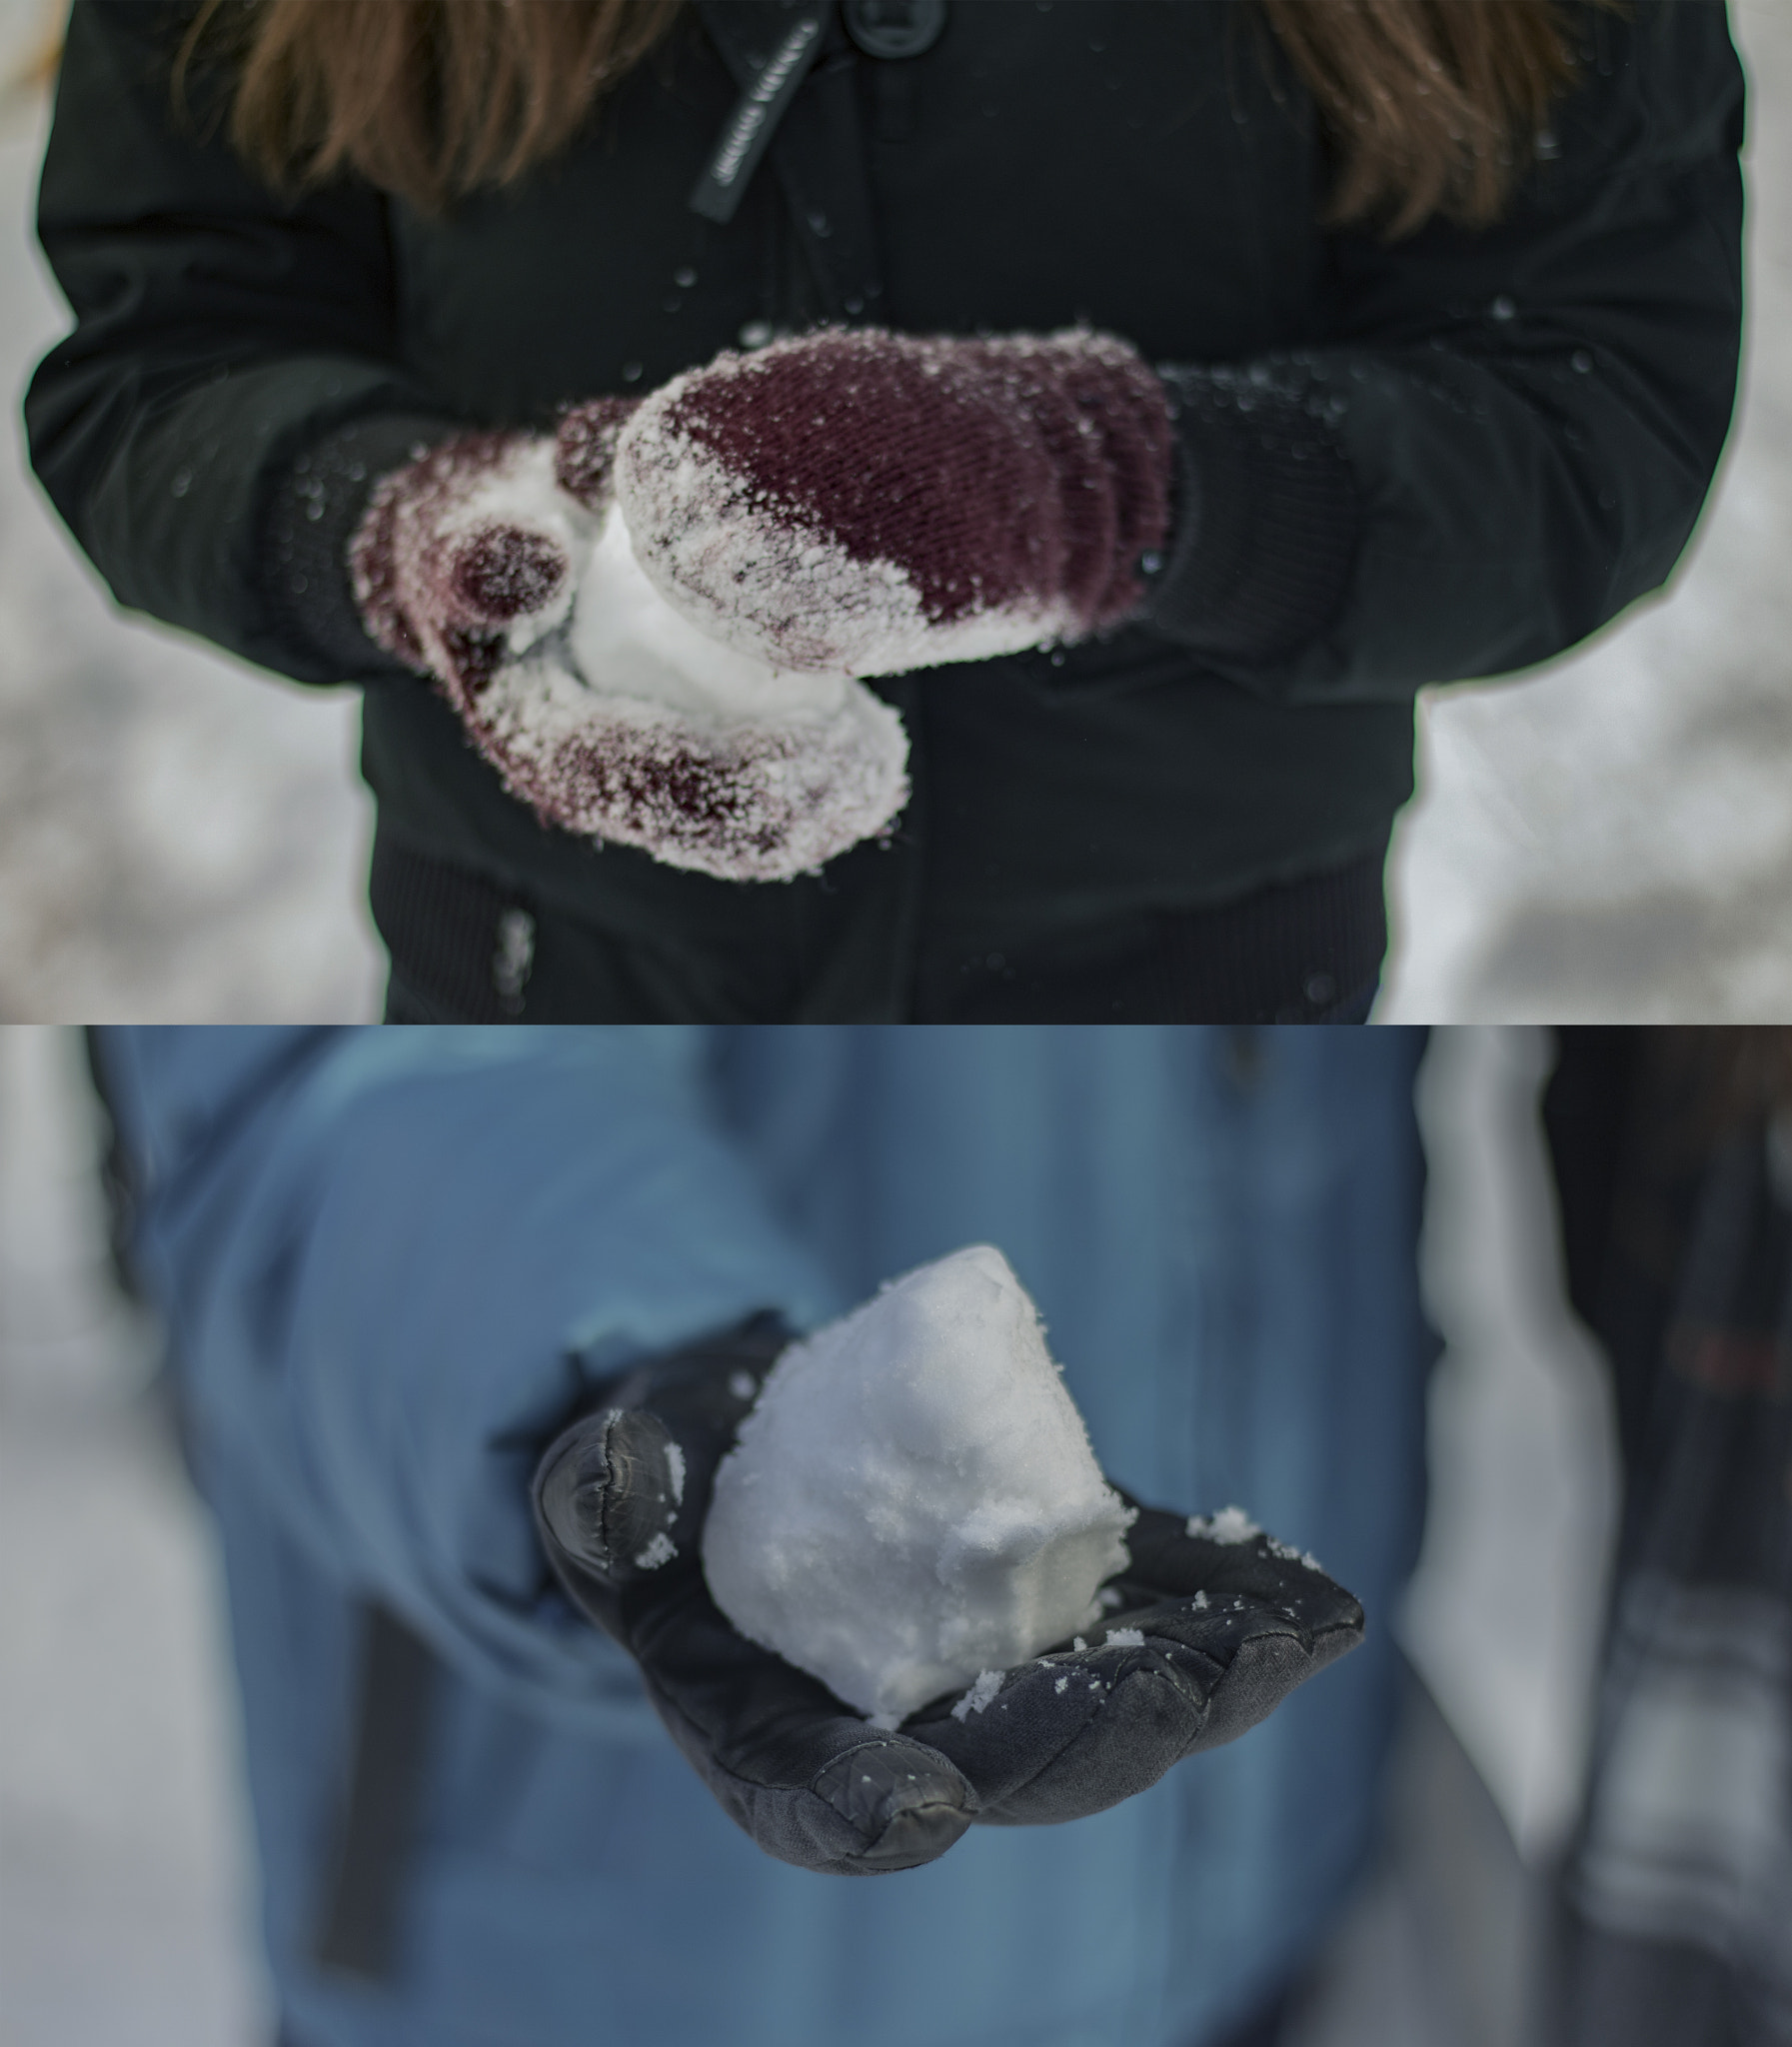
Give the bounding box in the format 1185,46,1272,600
351,402,909,883
534,1317,977,1877
613,326,1175,675
349,426,597,698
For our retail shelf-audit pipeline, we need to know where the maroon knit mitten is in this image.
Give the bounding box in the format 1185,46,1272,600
350,420,628,699
612,327,1174,676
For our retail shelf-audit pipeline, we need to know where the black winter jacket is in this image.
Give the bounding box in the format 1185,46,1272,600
26,1,1745,1020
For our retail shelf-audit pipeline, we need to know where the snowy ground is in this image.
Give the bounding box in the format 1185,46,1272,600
0,1024,1615,2047
0,4,1788,1021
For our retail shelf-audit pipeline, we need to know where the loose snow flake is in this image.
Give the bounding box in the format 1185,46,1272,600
950,1670,1005,1722
1054,1675,1069,1694
665,1440,687,1507
634,1532,678,1570
1186,1505,1261,1544
1103,1628,1145,1648
1266,1535,1325,1571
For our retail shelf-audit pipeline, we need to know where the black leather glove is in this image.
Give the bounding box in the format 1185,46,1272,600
533,1316,1364,1874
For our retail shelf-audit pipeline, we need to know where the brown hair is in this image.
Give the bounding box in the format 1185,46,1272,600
176,0,1594,233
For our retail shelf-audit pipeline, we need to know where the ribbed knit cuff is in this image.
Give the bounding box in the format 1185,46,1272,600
261,411,463,683
1141,366,1360,666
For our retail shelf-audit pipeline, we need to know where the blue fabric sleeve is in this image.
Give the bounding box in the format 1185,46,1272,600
95,1026,842,1732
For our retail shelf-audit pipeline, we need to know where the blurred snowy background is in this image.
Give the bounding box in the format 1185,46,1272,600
0,1023,1618,2047
0,1,1787,1022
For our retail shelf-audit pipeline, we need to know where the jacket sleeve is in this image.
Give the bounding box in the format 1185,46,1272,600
93,1026,842,1730
1142,0,1746,702
23,0,458,688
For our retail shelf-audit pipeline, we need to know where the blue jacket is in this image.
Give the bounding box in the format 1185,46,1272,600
98,1026,1433,2047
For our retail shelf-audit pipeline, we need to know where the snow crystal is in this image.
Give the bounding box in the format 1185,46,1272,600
1054,1674,1069,1693
665,1440,687,1507
454,501,909,882
1186,1505,1261,1544
634,1532,678,1570
949,1670,1005,1722
1191,1590,1210,1611
1103,1628,1145,1648
702,1245,1135,1722
1266,1536,1325,1572
1072,1637,1087,1652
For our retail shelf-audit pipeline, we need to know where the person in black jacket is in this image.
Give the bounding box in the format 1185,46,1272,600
25,1,1745,1024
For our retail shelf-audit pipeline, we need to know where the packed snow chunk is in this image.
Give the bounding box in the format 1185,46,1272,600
1103,1628,1145,1648
702,1244,1135,1722
1187,1505,1260,1544
949,1670,1005,1722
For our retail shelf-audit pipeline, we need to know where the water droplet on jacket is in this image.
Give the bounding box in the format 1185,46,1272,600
622,361,644,383
739,320,774,350
170,468,191,497
674,266,698,289
663,294,682,313
1490,294,1516,321
1572,350,1594,374
1048,649,1066,668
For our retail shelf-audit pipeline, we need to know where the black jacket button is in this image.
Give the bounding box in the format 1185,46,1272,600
843,0,947,61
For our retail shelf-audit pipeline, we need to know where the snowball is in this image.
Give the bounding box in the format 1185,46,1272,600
702,1245,1135,1723
453,482,909,881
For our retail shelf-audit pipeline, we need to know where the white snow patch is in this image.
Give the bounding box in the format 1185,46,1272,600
664,1440,687,1508
1103,1628,1145,1648
949,1670,1005,1722
1054,1674,1069,1693
1187,1505,1261,1545
702,1245,1135,1722
634,1532,677,1570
